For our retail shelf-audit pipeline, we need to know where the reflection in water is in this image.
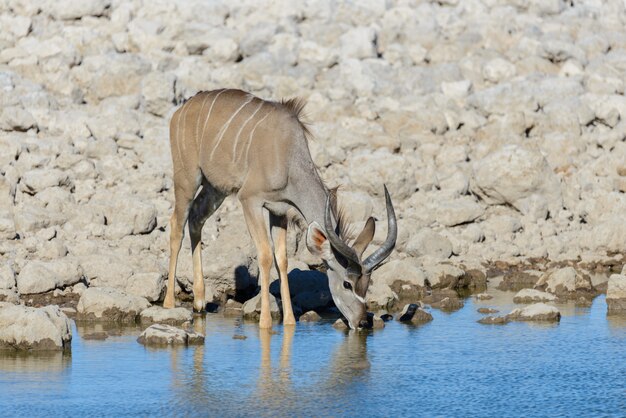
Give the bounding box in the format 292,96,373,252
2,287,625,416
0,351,70,374
258,326,294,401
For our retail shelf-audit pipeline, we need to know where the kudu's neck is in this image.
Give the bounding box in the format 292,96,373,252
287,161,331,229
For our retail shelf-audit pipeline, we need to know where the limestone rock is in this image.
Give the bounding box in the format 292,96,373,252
535,267,595,299
16,259,83,295
126,272,165,302
40,0,111,20
507,303,561,322
606,274,626,315
139,306,192,325
0,304,71,350
497,271,541,291
405,230,452,259
333,318,349,330
299,310,321,322
222,299,243,317
76,287,150,322
137,324,204,346
513,289,557,304
472,145,562,219
242,293,281,321
140,72,176,117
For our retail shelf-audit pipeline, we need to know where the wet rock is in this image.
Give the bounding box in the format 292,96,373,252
374,258,427,301
232,334,247,340
513,289,557,304
139,306,192,325
422,288,462,311
82,332,108,341
506,303,561,322
606,274,626,315
477,308,499,314
16,259,83,295
76,287,150,322
299,310,321,322
333,318,349,330
126,272,165,302
535,267,595,299
137,324,204,346
474,293,492,301
397,303,433,324
422,264,466,289
0,304,72,350
222,299,243,317
371,314,385,330
242,293,281,321
497,271,541,291
478,315,510,325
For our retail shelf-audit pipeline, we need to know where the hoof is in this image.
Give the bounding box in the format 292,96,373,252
259,315,273,329
193,300,205,313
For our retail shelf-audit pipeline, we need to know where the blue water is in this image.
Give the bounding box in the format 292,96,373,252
1,293,625,417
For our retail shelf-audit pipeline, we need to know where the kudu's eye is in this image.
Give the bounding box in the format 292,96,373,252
343,281,352,290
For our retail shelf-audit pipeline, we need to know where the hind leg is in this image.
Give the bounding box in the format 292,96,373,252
188,181,226,312
164,179,199,309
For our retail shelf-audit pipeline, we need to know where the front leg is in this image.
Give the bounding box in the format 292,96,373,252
270,213,296,326
241,200,274,329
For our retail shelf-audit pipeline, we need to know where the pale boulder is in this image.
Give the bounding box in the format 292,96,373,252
137,324,204,346
513,289,557,304
126,272,165,302
606,274,626,315
507,303,561,322
0,304,72,350
16,259,83,295
139,306,193,325
76,287,150,322
472,145,563,219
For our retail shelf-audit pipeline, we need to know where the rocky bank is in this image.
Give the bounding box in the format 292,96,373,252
1,0,626,338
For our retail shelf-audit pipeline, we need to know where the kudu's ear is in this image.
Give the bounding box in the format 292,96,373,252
306,222,332,260
352,217,376,259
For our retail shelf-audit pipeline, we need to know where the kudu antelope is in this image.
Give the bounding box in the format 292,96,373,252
164,88,397,329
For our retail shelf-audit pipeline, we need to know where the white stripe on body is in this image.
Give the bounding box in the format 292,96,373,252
242,109,272,167
199,89,227,154
194,92,211,149
231,101,265,162
209,95,254,160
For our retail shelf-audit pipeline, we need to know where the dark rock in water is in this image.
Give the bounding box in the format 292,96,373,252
232,335,247,340
364,312,385,329
82,332,108,340
398,303,433,324
477,307,499,314
299,310,321,322
137,324,204,346
333,318,349,330
497,271,541,291
474,293,492,300
398,303,418,321
478,316,509,325
380,313,393,322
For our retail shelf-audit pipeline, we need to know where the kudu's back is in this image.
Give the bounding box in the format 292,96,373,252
169,89,307,195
